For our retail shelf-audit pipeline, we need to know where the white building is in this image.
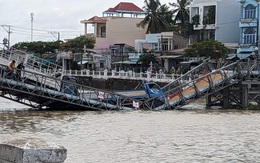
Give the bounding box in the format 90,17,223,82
190,0,241,44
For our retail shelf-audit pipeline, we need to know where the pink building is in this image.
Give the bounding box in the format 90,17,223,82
80,2,147,52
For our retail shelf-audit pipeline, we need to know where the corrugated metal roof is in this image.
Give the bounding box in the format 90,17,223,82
226,53,252,60
159,55,183,59
114,60,140,64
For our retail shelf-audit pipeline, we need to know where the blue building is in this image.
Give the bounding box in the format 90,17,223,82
238,0,260,59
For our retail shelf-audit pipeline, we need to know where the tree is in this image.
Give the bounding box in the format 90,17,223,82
203,6,216,25
170,0,191,35
159,4,174,29
184,39,229,60
137,53,158,68
138,0,172,34
192,14,200,27
12,41,61,55
62,35,95,53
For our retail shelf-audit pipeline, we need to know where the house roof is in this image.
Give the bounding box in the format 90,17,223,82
104,2,144,13
159,55,183,59
81,16,106,23
226,53,252,60
114,60,140,65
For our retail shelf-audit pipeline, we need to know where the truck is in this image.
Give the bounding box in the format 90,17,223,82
62,78,166,108
114,80,164,100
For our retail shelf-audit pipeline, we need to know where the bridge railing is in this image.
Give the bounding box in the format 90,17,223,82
25,56,62,76
142,61,247,110
162,58,212,92
64,69,182,82
0,47,27,65
0,46,62,77
0,64,144,110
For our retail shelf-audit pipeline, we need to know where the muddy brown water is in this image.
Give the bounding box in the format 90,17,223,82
0,99,260,163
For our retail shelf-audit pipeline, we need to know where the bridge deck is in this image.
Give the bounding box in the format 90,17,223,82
0,49,259,110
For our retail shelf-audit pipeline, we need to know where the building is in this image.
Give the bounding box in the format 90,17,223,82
189,0,240,44
80,2,147,51
237,0,260,59
80,2,148,70
131,32,189,73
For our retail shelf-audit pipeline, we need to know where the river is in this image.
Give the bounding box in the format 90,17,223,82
0,98,260,163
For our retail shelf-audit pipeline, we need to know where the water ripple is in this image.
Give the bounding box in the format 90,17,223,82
1,110,260,162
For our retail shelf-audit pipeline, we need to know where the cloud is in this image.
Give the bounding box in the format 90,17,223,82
0,0,172,45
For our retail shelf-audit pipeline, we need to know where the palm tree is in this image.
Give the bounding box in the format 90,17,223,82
170,0,191,34
138,0,172,34
160,4,174,29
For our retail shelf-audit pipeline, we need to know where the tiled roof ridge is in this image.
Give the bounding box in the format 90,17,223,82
105,2,143,12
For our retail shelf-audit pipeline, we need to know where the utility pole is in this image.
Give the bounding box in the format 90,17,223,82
1,25,11,50
48,31,60,41
58,32,60,41
7,25,10,49
31,13,34,42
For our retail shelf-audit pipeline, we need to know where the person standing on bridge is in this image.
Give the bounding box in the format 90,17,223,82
7,60,15,70
6,60,16,79
16,62,25,81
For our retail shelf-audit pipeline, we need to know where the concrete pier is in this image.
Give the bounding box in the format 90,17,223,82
0,138,67,163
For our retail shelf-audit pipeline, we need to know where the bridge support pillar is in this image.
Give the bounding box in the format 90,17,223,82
206,94,212,109
223,87,230,109
241,84,249,108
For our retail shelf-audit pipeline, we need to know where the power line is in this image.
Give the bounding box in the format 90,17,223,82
1,25,12,49
1,24,84,43
9,25,82,33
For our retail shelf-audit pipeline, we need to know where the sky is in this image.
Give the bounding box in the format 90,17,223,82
0,0,173,46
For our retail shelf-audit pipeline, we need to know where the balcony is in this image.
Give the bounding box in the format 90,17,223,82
239,18,257,28
240,18,254,23
193,24,216,30
237,0,246,3
128,53,141,62
86,33,106,38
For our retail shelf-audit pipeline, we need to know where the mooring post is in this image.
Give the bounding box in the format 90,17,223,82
0,138,67,163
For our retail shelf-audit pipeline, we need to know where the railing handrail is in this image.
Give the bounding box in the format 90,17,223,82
64,69,181,83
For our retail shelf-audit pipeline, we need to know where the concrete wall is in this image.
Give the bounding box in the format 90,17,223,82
215,0,240,43
75,76,167,90
190,0,240,43
95,17,146,49
0,138,67,163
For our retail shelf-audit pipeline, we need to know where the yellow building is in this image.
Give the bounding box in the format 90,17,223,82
80,2,147,51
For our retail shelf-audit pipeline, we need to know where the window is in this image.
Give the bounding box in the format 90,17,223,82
245,4,256,19
160,38,172,51
244,28,256,44
209,30,215,39
101,26,106,38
